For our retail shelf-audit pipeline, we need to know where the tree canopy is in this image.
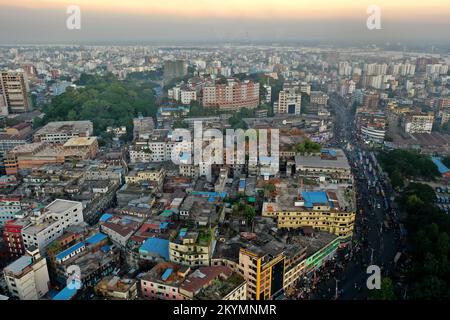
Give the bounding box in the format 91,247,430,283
378,150,440,189
41,73,157,139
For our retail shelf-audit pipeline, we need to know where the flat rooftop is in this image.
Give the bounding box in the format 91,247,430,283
35,121,93,135
46,199,80,214
63,137,97,147
263,180,355,213
295,149,350,170
4,255,33,276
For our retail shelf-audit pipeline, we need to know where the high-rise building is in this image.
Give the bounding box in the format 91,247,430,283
164,60,188,83
274,89,301,115
202,79,260,111
0,72,32,114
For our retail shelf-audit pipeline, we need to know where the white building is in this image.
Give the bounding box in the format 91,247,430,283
21,199,84,253
274,89,301,115
3,247,50,300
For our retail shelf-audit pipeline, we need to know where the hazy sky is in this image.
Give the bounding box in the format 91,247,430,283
1,0,449,44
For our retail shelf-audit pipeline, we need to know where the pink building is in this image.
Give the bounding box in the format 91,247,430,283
140,262,190,300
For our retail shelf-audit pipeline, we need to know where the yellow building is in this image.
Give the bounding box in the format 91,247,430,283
238,248,286,300
125,167,165,185
262,187,356,239
169,228,214,267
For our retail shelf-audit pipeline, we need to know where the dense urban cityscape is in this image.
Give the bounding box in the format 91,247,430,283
1,1,450,306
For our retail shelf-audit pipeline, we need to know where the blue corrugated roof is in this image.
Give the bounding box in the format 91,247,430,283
53,285,79,300
139,238,170,260
322,149,337,157
85,233,108,245
161,268,173,281
301,191,329,208
55,242,85,261
99,213,113,222
432,157,450,174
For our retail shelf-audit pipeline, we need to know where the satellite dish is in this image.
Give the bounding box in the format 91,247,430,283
282,120,287,125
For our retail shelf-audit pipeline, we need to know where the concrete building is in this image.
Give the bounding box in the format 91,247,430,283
294,149,353,184
203,79,260,111
274,89,301,115
3,247,50,300
0,72,31,114
403,113,434,134
4,142,65,175
310,91,329,107
33,121,93,144
140,262,190,300
164,60,188,83
169,227,214,267
94,276,137,300
133,116,155,140
262,185,356,239
63,137,99,160
21,200,84,253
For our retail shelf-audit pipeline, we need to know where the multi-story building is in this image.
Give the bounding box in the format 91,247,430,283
140,262,190,300
0,196,24,226
3,247,50,300
94,276,138,300
310,91,329,107
4,142,65,175
63,137,99,160
294,149,353,184
274,89,301,115
356,109,387,144
262,184,356,239
169,228,214,267
164,60,188,83
125,167,165,186
202,79,259,111
33,121,93,144
133,116,155,140
2,219,30,259
0,72,31,114
21,199,84,253
403,113,434,134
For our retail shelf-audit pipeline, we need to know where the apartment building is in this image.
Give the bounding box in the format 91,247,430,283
3,247,50,300
274,88,301,115
0,72,31,114
403,113,434,134
310,91,329,106
169,228,214,267
21,199,84,253
294,149,353,184
202,79,260,111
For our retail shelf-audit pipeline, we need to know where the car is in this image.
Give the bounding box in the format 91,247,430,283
377,203,381,209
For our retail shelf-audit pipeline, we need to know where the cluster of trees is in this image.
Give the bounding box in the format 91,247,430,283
398,183,450,299
228,108,255,130
39,73,157,141
293,138,322,154
378,150,440,189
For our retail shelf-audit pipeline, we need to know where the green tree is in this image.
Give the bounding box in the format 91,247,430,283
370,278,396,300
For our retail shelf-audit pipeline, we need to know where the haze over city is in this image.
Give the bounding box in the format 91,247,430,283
1,0,450,44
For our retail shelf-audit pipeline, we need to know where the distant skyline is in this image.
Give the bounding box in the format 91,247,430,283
1,1,450,45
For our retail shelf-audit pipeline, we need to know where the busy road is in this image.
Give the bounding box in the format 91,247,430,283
306,93,403,300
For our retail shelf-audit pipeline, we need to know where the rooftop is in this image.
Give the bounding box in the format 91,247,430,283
63,137,97,147
4,255,33,276
295,148,350,170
